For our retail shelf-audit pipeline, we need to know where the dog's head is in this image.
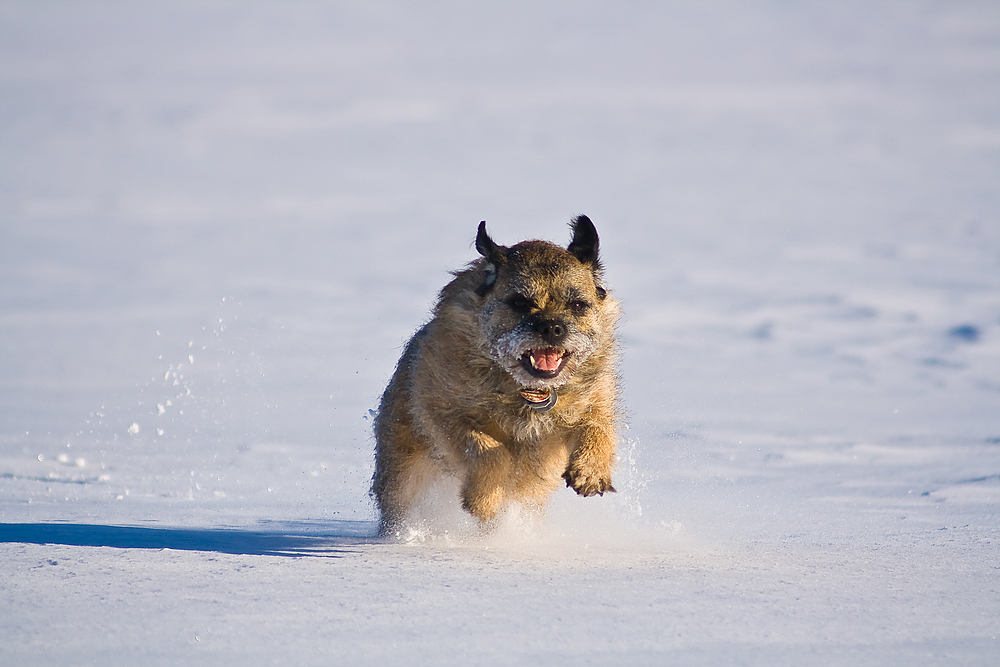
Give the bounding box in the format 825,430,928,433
473,216,613,390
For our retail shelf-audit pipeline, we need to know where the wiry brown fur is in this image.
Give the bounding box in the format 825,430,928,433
372,216,620,536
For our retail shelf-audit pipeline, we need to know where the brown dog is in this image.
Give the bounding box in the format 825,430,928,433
372,216,620,536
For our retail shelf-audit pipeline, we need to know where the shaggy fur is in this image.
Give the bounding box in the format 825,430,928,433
372,216,620,536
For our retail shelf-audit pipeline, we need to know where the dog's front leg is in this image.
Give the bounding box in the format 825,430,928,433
460,431,512,521
563,419,616,497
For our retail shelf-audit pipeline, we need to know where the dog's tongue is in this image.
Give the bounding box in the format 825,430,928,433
532,348,564,372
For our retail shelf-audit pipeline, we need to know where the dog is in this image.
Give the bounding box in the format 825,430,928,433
372,216,620,536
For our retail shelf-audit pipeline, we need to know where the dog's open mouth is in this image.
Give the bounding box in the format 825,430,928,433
520,348,569,379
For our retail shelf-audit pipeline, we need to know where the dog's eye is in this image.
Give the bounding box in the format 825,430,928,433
506,295,532,312
569,300,590,314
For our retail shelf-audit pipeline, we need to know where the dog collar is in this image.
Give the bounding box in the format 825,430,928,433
519,387,557,412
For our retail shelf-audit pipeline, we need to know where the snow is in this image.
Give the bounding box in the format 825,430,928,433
1,1,998,664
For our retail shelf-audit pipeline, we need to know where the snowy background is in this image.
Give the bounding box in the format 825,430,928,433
1,1,998,664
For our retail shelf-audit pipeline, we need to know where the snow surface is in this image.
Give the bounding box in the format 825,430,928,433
1,1,998,664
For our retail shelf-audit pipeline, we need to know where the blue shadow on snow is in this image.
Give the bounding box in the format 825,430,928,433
0,520,378,558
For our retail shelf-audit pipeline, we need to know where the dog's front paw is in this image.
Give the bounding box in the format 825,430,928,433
461,481,506,521
562,465,616,497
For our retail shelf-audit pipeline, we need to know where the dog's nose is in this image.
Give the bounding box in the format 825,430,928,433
534,319,567,344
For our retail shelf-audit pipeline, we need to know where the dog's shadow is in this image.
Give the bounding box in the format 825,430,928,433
0,520,378,558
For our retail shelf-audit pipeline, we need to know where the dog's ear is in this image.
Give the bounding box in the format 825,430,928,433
475,221,506,264
475,221,507,296
568,215,600,266
568,215,607,299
